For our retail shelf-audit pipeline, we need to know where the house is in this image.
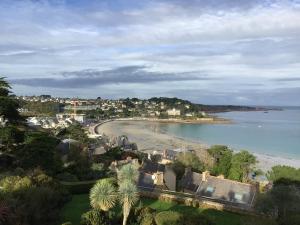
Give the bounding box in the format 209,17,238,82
138,160,176,192
56,113,86,123
167,108,181,116
181,169,257,207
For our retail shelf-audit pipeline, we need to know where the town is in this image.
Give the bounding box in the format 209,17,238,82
2,77,298,225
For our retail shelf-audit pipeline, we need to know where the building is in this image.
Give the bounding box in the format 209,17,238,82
56,113,86,123
138,160,176,191
181,169,257,207
167,108,181,116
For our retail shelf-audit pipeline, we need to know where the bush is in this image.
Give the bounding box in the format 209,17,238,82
80,209,108,225
56,172,79,182
155,211,183,225
135,207,156,225
60,180,97,194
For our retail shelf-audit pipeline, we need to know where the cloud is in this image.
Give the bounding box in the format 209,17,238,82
11,66,213,88
272,77,300,82
1,0,300,105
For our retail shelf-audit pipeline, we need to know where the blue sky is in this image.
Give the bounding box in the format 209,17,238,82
1,0,300,105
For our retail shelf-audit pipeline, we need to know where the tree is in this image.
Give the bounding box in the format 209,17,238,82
255,184,300,224
117,163,139,183
0,77,23,124
89,164,139,225
208,145,233,177
173,152,204,180
90,179,117,211
119,180,138,225
267,165,300,185
0,125,24,151
228,150,256,182
16,132,62,173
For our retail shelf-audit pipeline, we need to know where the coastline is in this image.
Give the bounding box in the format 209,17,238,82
94,120,300,172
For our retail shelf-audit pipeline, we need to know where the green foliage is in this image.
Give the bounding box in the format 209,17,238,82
173,152,204,179
0,173,70,225
0,77,23,124
135,206,156,225
228,150,256,182
183,213,215,225
22,101,60,116
62,123,89,144
155,211,183,225
90,178,117,211
80,209,108,225
267,165,300,184
61,180,97,194
118,163,139,183
208,145,233,177
0,125,24,147
16,132,62,173
255,184,300,224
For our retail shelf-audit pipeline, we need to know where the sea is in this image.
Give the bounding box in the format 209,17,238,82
157,107,300,160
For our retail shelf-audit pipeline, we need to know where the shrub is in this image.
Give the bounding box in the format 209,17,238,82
135,206,156,225
155,211,183,225
56,172,79,182
60,180,97,194
80,209,108,225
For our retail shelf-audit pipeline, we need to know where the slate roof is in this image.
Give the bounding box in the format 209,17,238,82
196,176,256,205
137,173,155,191
181,170,203,194
141,160,165,174
181,171,256,206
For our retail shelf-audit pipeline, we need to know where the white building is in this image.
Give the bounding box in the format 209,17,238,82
167,108,181,116
56,113,86,123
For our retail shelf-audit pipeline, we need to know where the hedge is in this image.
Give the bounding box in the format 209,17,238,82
60,180,97,194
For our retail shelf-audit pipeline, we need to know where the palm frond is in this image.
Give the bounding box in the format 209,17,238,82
90,179,117,211
118,163,139,183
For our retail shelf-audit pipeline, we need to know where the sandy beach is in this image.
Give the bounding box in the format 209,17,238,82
96,120,300,172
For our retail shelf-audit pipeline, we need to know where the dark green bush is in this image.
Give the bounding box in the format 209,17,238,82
60,180,97,194
155,211,183,225
80,209,108,225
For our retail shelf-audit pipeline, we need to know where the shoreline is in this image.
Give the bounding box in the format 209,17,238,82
94,120,300,171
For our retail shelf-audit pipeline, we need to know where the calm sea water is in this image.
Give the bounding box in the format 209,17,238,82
157,108,300,159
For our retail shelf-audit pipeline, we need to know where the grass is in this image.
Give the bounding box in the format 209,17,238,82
61,194,91,225
61,194,276,225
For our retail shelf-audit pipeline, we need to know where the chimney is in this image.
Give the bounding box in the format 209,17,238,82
153,172,164,186
202,171,210,182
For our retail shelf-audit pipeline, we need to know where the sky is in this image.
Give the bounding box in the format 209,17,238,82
1,0,300,106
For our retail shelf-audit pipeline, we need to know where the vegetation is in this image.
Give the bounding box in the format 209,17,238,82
0,77,23,124
255,166,300,225
62,194,277,225
172,152,205,180
88,164,139,225
208,145,257,182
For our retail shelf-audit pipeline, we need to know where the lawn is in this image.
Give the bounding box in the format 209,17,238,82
61,194,276,225
61,194,91,225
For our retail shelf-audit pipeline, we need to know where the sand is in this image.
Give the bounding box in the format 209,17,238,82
95,120,300,172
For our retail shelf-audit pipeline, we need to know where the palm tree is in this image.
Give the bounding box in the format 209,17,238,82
117,163,139,183
89,164,139,225
118,180,138,225
89,179,117,211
